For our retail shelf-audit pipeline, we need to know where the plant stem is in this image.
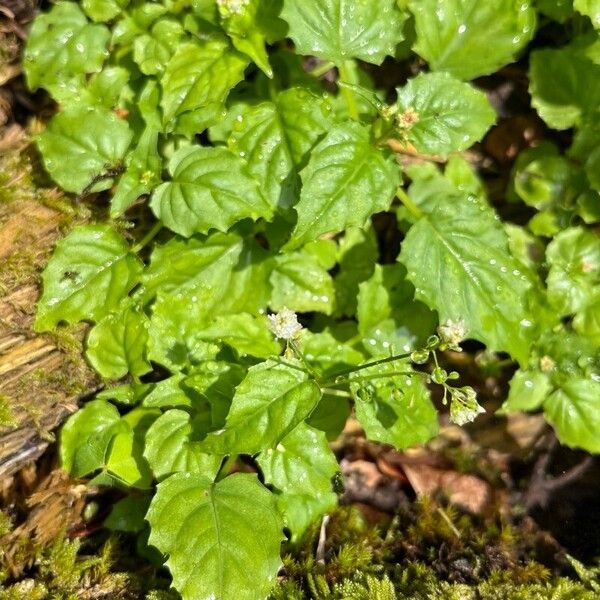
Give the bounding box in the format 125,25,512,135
310,60,336,78
396,187,423,219
132,221,163,253
321,388,353,398
321,351,413,385
338,61,359,120
327,370,417,388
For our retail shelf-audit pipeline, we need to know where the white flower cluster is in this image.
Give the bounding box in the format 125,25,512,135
217,0,249,15
437,319,467,352
267,307,303,341
449,386,486,426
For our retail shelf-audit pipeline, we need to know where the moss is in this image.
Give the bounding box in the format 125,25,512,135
268,501,600,599
0,395,15,428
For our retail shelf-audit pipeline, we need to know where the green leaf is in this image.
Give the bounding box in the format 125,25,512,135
150,146,272,237
394,72,496,156
83,0,128,22
502,369,553,412
409,0,536,80
37,107,132,194
219,0,279,76
200,360,322,455
104,495,151,533
574,0,600,26
35,225,143,331
111,128,162,217
86,299,151,380
195,313,280,358
24,1,110,94
544,377,600,452
134,18,184,75
307,393,352,442
351,370,439,450
142,232,271,313
286,122,400,250
60,400,120,476
146,472,283,600
537,0,575,22
586,146,600,192
357,264,436,358
399,188,536,364
257,423,338,539
282,0,407,65
228,88,334,208
161,40,249,134
529,46,600,130
147,293,221,371
334,227,378,317
546,227,600,315
270,251,335,315
99,408,158,488
143,409,223,480
573,295,600,343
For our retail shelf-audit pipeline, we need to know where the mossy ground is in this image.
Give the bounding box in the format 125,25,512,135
1,499,598,599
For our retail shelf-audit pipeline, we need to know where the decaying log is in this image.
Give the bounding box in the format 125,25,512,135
0,195,100,481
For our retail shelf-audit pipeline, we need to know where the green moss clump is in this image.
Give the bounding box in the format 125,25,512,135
269,502,600,600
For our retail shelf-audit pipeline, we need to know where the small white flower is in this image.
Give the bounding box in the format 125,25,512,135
539,355,556,373
449,386,486,426
217,0,249,15
437,319,467,351
267,307,303,340
395,107,419,130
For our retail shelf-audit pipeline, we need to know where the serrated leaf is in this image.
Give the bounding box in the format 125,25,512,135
200,360,322,455
134,18,184,75
195,313,280,358
394,72,496,156
60,400,120,476
144,409,223,480
35,225,143,331
400,189,536,364
228,88,334,208
161,40,248,134
287,122,400,250
99,408,157,488
258,423,338,496
574,0,600,26
351,370,439,450
37,107,132,194
83,0,128,22
219,0,279,76
529,46,600,130
270,251,335,314
111,128,162,217
150,145,272,237
544,377,600,452
257,423,338,539
148,293,221,371
502,369,553,412
409,0,536,80
86,299,151,380
142,232,271,312
546,227,600,315
282,0,407,65
146,472,283,600
24,1,110,94
357,264,436,358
